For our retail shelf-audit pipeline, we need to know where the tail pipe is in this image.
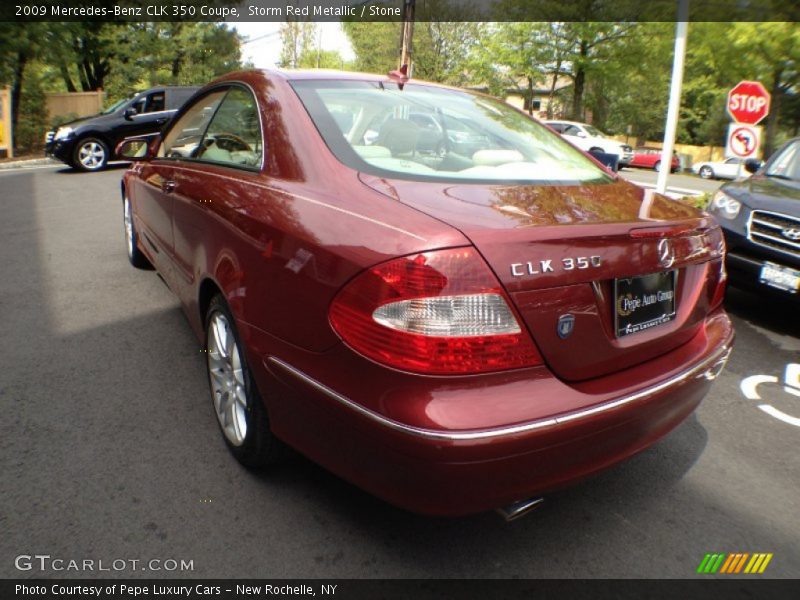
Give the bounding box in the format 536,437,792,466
496,497,545,522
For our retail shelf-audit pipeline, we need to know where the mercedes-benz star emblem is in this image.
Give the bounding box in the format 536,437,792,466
781,227,800,241
657,238,676,269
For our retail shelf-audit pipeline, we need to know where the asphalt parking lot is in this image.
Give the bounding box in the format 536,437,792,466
1,165,798,579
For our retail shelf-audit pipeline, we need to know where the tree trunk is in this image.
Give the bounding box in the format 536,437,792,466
526,76,533,115
92,57,108,90
764,70,782,157
571,41,588,121
547,59,562,119
59,62,77,92
11,51,27,135
77,61,90,91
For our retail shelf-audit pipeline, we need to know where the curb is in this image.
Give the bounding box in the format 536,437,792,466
0,157,60,170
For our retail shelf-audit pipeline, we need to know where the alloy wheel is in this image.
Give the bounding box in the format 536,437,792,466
207,312,248,446
123,197,134,258
78,141,106,169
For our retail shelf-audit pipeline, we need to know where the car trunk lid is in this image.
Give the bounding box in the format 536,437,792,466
359,175,724,381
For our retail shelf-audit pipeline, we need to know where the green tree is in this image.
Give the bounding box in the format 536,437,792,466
729,22,800,154
0,20,242,152
279,21,316,69
343,0,484,85
342,21,399,74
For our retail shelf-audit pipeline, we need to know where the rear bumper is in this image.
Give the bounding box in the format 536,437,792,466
252,308,733,516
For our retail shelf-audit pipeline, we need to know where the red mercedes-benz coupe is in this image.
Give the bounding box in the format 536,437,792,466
119,70,733,518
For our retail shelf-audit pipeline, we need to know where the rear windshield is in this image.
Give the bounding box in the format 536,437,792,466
290,80,613,185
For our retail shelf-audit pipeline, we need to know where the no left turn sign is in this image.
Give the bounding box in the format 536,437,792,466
726,123,762,159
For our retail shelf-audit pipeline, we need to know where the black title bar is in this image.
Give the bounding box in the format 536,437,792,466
4,579,800,600
2,0,799,23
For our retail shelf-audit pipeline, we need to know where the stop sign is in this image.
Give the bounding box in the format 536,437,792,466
727,81,771,125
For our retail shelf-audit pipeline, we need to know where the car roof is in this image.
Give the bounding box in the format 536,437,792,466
544,120,587,126
264,68,466,94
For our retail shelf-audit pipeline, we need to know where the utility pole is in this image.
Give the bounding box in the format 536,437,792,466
399,0,416,74
656,0,689,194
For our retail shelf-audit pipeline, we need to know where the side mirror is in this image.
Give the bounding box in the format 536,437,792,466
744,158,762,174
124,107,138,121
576,131,588,138
116,136,156,161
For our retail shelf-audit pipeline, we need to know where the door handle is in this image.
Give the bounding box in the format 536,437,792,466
162,180,176,193
155,117,168,125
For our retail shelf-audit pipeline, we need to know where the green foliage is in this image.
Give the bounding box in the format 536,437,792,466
278,22,351,70
279,21,317,69
342,21,400,74
50,113,80,128
343,2,485,85
0,21,242,152
682,192,711,211
15,63,49,152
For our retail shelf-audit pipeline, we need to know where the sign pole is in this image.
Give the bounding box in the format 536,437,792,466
656,0,688,195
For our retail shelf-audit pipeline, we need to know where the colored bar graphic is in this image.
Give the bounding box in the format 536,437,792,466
759,553,773,573
697,554,713,574
719,554,735,573
711,554,726,573
699,552,773,574
734,553,749,573
745,554,761,573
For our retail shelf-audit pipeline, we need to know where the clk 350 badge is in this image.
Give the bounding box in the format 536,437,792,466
511,256,602,277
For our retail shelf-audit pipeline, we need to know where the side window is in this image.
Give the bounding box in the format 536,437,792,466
195,87,263,169
766,141,799,179
159,89,227,159
131,96,146,114
145,91,165,113
563,125,581,136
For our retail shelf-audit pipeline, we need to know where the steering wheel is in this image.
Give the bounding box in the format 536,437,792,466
209,133,252,152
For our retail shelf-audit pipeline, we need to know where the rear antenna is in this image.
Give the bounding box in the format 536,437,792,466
388,64,410,90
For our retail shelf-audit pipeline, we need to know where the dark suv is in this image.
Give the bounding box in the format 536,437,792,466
45,86,199,171
707,138,800,302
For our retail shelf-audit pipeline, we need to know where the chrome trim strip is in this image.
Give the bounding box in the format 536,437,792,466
747,210,800,259
130,109,177,118
751,218,784,230
751,231,800,251
266,343,732,442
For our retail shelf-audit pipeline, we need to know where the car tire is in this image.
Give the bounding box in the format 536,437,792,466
699,166,714,179
73,137,109,172
589,146,604,154
123,193,152,269
205,295,283,468
654,161,661,172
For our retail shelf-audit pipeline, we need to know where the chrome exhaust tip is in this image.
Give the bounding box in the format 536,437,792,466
496,497,544,522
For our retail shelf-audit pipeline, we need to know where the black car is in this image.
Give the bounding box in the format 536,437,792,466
45,86,199,171
708,138,800,302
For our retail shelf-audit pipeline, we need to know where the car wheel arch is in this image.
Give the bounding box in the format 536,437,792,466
198,278,224,332
73,133,111,171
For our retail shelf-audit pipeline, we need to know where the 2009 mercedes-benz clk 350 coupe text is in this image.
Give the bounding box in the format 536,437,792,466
119,70,734,517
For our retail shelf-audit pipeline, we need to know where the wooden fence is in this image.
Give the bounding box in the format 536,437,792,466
46,91,106,123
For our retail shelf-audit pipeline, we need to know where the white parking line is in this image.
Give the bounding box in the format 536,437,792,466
0,164,63,174
740,363,800,428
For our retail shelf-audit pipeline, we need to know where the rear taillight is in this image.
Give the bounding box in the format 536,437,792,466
329,247,543,375
707,227,727,309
